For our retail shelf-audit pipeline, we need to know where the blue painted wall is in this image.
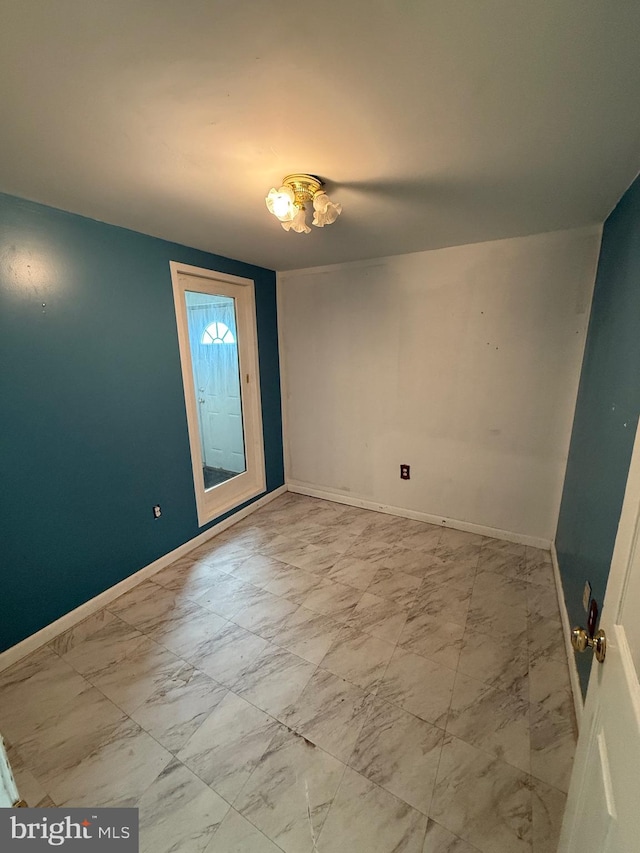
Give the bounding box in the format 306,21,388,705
556,174,640,696
0,192,284,652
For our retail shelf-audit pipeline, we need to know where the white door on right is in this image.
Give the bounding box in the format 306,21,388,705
559,421,640,852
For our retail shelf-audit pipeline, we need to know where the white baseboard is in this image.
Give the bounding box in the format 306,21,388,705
287,482,552,550
0,485,288,673
550,542,584,729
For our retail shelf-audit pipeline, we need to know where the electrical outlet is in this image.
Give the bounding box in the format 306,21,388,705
400,464,410,480
153,505,162,519
582,580,592,613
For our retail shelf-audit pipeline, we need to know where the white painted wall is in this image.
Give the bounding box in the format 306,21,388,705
278,227,601,542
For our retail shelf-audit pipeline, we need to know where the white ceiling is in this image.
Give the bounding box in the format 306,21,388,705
1,1,639,271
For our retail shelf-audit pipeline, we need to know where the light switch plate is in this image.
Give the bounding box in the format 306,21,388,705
583,580,592,613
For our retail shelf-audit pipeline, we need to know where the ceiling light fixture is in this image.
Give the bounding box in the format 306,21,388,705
265,174,342,234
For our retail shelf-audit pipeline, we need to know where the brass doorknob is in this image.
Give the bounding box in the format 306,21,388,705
571,626,606,663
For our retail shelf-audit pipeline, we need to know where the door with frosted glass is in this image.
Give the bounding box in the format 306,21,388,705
171,263,265,526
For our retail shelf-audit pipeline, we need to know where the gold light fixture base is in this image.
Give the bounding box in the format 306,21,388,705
282,174,324,208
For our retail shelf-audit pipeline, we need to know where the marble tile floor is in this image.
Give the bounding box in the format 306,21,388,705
0,493,577,853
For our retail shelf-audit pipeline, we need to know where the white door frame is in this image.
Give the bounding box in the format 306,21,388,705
170,261,266,526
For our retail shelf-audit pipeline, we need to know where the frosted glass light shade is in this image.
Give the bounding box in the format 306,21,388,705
312,192,342,227
266,186,295,221
281,208,311,234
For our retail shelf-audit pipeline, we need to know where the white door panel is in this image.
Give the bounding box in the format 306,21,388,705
170,262,266,526
559,422,640,853
187,297,246,475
